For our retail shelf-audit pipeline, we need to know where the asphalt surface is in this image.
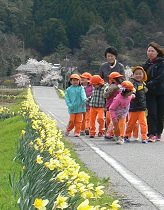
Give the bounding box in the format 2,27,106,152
32,86,164,210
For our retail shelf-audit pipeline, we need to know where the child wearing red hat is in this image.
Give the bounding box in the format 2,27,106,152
65,74,87,137
80,72,93,135
109,81,135,144
103,72,124,140
87,75,106,138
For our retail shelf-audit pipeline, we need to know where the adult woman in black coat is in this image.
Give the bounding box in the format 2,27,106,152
142,42,164,142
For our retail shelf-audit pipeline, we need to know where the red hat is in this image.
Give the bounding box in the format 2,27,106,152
80,72,92,80
70,74,80,80
90,75,105,85
121,81,135,92
132,66,147,82
108,72,124,85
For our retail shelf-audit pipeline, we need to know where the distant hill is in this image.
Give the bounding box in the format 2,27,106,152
0,0,164,76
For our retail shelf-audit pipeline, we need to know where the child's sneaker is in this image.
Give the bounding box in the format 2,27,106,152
116,137,124,145
85,129,90,135
133,137,139,141
74,133,80,137
148,134,156,142
142,139,148,144
89,135,95,138
104,136,113,141
65,130,70,136
113,136,118,141
156,134,162,141
98,132,104,137
124,137,131,142
80,130,85,136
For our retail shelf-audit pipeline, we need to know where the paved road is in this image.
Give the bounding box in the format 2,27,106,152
32,86,164,210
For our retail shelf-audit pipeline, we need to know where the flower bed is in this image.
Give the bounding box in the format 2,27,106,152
56,88,65,99
13,88,121,210
0,106,15,119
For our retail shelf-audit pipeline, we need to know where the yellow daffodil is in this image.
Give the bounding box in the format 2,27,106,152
81,190,94,199
53,194,68,209
57,170,69,182
110,200,121,210
44,158,60,170
95,186,104,198
77,199,91,210
36,155,43,164
76,171,90,183
68,184,77,196
48,147,53,154
21,130,26,135
87,183,94,190
36,138,42,145
34,144,39,150
33,198,49,210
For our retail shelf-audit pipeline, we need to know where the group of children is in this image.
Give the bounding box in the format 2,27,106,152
65,66,150,144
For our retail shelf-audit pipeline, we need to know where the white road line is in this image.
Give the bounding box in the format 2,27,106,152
87,142,164,210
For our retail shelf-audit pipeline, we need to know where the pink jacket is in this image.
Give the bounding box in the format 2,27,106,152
109,93,132,121
84,83,93,110
105,89,121,109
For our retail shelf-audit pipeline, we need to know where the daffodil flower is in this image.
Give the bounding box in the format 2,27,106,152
53,194,68,209
77,199,91,210
21,130,26,135
110,200,121,210
36,155,43,164
68,184,77,196
81,190,94,199
33,198,49,210
95,186,104,198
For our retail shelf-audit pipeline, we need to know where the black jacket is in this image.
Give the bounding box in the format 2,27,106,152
129,78,146,112
142,57,164,95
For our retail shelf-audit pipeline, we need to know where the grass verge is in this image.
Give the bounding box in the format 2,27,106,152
0,89,27,210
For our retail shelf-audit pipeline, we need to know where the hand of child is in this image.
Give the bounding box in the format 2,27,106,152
145,87,148,93
131,94,136,99
113,119,118,124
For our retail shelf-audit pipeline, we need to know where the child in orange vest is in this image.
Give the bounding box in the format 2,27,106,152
87,75,106,138
65,74,87,137
80,72,93,135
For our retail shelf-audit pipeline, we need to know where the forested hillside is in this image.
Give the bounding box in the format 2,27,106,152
1,0,164,77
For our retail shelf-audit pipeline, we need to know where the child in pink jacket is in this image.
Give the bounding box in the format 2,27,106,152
80,72,93,135
109,81,135,144
104,72,124,139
